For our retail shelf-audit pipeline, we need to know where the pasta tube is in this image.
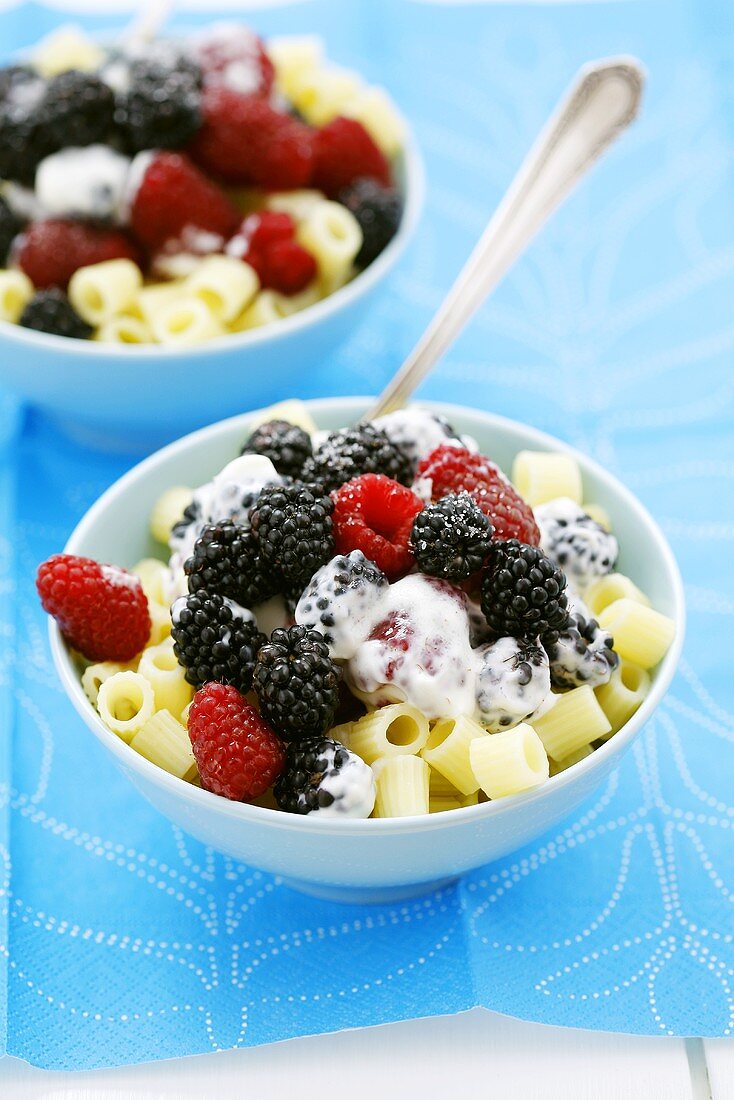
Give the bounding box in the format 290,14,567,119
512,451,583,507
530,685,611,760
138,638,193,717
595,660,651,736
598,598,675,669
585,573,651,617
97,671,155,743
68,259,142,325
421,715,489,795
470,724,549,799
0,269,33,322
149,487,192,544
348,703,429,764
373,755,430,817
130,709,197,781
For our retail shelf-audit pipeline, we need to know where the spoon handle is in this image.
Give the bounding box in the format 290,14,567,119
365,56,644,421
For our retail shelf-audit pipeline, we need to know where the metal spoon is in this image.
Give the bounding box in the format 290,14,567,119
364,56,645,421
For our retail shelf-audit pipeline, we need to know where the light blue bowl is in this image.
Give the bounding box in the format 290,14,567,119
0,146,423,452
50,398,685,904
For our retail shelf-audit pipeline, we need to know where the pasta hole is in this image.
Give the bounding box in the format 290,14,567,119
326,216,348,241
111,686,144,722
152,648,178,672
426,719,455,751
83,286,104,313
522,729,547,775
167,311,194,335
198,288,224,316
2,288,22,313
386,715,420,746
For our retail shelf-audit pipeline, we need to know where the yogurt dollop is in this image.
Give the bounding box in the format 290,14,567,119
535,497,618,590
35,145,131,222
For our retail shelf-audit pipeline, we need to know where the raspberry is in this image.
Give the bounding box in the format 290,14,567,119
254,625,341,742
117,59,202,153
189,87,313,188
303,424,413,494
260,239,317,295
36,554,150,662
238,211,295,253
129,151,240,253
331,474,424,581
17,219,141,290
312,117,390,198
417,445,540,545
240,419,312,478
480,539,570,644
188,682,284,801
274,736,375,816
339,178,402,267
19,288,92,339
192,24,274,96
410,493,493,582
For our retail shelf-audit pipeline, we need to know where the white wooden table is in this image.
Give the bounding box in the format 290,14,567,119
1,1011,731,1099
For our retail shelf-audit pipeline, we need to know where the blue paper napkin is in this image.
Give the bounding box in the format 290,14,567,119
2,0,734,1070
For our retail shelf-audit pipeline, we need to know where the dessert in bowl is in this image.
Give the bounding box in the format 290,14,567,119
0,26,422,445
40,398,683,903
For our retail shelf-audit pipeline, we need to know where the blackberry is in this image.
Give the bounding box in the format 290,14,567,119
0,195,22,264
117,59,202,153
250,482,334,589
295,549,388,658
184,521,277,608
536,498,618,589
240,419,313,479
171,590,266,694
0,68,48,184
253,625,341,742
475,636,551,731
339,178,402,267
480,539,570,643
39,71,116,149
546,612,619,689
274,736,375,816
302,424,412,493
19,289,93,339
0,64,36,98
410,493,492,582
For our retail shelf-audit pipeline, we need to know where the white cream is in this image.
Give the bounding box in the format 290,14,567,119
475,636,551,731
535,497,618,590
310,746,376,818
372,408,470,469
121,150,155,224
295,550,388,660
190,23,265,94
35,145,131,223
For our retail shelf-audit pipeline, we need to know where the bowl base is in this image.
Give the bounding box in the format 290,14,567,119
280,875,459,906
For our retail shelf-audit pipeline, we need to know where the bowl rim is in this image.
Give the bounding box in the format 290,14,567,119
0,137,425,358
51,397,686,835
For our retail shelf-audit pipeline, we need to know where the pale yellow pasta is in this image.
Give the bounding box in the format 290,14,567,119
595,660,651,736
152,296,224,346
146,600,173,647
149,486,193,544
598,598,675,670
348,703,429,764
421,715,489,795
82,660,136,706
430,790,479,814
97,671,155,743
136,282,185,329
373,755,430,817
470,723,549,799
512,452,583,507
96,314,152,345
429,769,462,799
270,282,322,318
268,35,324,101
585,572,650,617
245,398,318,436
68,259,142,325
0,269,33,322
290,66,363,127
181,700,193,727
343,86,407,157
264,189,324,221
326,721,354,747
129,709,197,781
297,200,362,289
132,558,169,604
231,289,283,331
531,685,611,760
549,743,594,776
185,255,259,323
583,502,612,532
138,638,193,717
33,25,104,76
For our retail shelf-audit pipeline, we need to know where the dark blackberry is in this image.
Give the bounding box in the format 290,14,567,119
546,612,619,689
184,520,277,608
250,482,334,589
410,493,492,582
0,69,48,184
253,625,341,741
39,71,116,149
301,424,412,493
475,636,551,730
338,178,402,267
240,419,313,479
19,289,93,339
295,549,388,658
171,499,201,547
274,736,375,816
171,590,266,694
0,195,22,264
480,539,570,643
0,64,37,98
116,59,202,153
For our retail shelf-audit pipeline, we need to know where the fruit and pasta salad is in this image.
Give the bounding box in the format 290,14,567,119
0,24,406,344
37,402,676,818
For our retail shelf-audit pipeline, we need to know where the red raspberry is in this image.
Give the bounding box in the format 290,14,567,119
312,117,391,198
36,554,150,662
129,151,240,253
260,240,317,295
332,474,424,581
193,25,274,97
17,220,142,290
188,682,284,801
416,445,540,545
189,87,314,188
242,211,295,251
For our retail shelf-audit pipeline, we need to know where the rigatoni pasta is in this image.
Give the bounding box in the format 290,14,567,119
0,269,33,322
149,487,192,544
374,755,430,817
68,259,142,325
469,724,549,799
421,715,489,795
585,572,651,617
595,661,651,736
598,599,675,670
138,638,193,717
96,670,155,743
348,703,429,764
185,255,259,323
512,451,583,507
297,200,362,289
129,709,197,781
531,686,611,760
